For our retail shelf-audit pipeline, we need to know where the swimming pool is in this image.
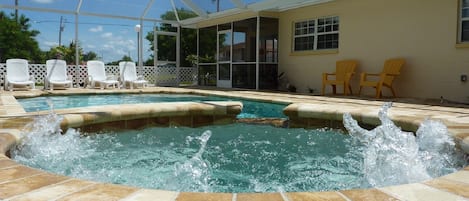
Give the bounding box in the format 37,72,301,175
17,94,286,118
11,103,467,193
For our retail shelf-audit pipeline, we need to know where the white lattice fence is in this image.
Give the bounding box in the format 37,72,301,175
179,67,198,85
0,63,198,88
154,67,198,86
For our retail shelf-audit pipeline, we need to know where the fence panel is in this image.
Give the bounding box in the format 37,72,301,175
0,63,198,88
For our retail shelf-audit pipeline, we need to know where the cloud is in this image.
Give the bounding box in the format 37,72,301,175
101,32,113,38
89,31,138,62
89,26,103,33
43,41,58,47
31,0,55,3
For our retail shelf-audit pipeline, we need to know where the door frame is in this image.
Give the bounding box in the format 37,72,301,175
154,28,180,86
217,29,232,88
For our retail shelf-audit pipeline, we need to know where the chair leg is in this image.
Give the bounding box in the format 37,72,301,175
321,84,326,95
345,84,353,96
375,85,383,99
332,85,337,95
390,86,397,98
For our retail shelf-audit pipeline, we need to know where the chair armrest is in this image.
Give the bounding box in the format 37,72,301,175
360,72,380,81
363,73,381,76
106,75,117,80
322,72,338,83
322,73,336,79
383,72,401,76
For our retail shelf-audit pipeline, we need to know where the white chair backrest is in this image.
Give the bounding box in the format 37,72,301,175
119,61,138,81
6,59,30,82
87,60,107,81
46,59,67,81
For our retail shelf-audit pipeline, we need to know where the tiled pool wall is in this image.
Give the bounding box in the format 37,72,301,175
0,88,468,201
58,101,242,132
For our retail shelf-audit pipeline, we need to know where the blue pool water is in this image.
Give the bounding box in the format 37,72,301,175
17,94,286,118
13,113,363,193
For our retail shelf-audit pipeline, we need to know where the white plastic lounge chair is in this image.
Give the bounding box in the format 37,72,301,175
86,60,120,90
119,61,148,89
45,59,73,90
4,59,35,91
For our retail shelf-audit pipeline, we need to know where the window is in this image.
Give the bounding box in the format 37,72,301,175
461,0,469,42
294,16,339,51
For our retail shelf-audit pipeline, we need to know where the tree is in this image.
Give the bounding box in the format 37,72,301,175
107,55,132,65
83,51,98,62
44,41,83,64
0,11,43,63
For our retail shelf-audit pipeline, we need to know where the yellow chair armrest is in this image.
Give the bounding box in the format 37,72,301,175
383,72,401,76
323,73,336,79
364,73,381,76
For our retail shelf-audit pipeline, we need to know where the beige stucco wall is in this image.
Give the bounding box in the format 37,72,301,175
278,0,469,102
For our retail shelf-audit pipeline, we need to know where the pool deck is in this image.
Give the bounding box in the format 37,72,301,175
0,87,468,201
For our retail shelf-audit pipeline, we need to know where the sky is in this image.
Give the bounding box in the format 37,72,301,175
1,0,261,63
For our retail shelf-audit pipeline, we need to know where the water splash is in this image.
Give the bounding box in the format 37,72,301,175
11,112,97,175
343,102,466,187
170,130,213,192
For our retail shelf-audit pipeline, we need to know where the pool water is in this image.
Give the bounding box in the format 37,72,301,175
12,114,365,192
12,102,467,193
18,94,286,118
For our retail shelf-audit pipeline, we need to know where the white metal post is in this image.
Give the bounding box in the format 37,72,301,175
139,20,143,73
75,14,79,87
176,25,181,86
256,16,260,90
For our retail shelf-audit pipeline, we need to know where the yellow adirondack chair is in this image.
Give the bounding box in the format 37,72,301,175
322,60,358,96
358,58,405,98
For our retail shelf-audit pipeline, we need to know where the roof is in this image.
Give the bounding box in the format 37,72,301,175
0,0,334,26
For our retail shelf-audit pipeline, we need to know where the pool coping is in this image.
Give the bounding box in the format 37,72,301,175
0,87,468,201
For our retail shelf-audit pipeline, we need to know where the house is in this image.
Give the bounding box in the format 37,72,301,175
189,0,469,102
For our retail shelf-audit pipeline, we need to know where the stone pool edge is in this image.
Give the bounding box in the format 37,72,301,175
0,88,467,201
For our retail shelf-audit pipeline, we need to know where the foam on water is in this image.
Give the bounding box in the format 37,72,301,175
343,102,467,187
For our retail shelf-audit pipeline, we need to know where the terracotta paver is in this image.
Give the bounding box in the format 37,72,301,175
176,192,232,201
286,192,347,201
